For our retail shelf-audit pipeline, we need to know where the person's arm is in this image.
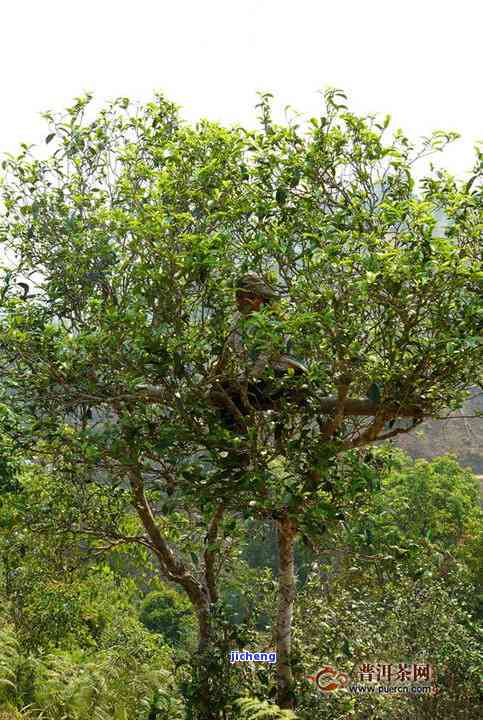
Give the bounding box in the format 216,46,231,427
280,336,309,373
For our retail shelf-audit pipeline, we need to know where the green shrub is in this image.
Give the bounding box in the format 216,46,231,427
139,585,196,647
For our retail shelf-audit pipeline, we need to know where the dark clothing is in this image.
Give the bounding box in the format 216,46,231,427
211,306,309,432
214,367,308,432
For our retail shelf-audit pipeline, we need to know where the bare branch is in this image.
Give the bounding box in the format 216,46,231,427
317,380,350,438
128,462,206,607
371,418,423,442
344,415,386,449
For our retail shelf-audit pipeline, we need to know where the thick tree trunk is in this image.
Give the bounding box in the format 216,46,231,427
195,603,220,720
276,515,297,709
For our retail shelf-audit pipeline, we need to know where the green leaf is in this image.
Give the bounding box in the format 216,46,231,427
367,382,382,404
275,187,288,205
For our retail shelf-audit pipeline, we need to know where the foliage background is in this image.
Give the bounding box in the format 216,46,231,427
0,89,481,718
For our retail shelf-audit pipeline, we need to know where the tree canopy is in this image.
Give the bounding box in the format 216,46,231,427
0,88,481,715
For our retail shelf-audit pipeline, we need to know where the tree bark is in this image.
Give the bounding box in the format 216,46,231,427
137,385,426,419
129,464,220,719
317,396,424,418
195,603,219,720
276,515,297,709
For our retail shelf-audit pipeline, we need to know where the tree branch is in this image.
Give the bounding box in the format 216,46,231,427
203,503,225,605
136,384,427,419
317,396,425,418
128,464,206,608
371,418,424,442
317,381,350,438
344,415,387,449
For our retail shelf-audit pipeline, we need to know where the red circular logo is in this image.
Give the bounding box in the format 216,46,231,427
307,666,350,692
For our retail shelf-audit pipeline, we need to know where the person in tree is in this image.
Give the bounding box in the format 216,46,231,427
210,272,309,431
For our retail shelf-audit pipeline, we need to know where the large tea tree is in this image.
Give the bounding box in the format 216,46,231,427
0,90,481,713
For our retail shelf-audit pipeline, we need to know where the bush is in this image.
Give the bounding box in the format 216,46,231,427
139,585,197,647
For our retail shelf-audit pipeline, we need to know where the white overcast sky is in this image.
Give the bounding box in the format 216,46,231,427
0,0,481,179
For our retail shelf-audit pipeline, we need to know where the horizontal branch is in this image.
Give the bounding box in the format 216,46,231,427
317,396,425,419
137,384,426,419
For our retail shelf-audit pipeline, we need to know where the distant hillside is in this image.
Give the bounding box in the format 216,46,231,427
393,390,483,474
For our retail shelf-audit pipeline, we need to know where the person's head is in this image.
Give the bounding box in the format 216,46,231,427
235,273,279,315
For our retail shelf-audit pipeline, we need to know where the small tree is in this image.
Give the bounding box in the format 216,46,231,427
0,89,481,713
